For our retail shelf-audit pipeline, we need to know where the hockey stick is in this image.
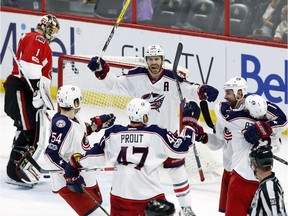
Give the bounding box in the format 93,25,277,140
8,46,54,110
98,0,131,58
14,148,116,174
171,42,205,182
197,55,216,133
200,101,216,133
172,43,185,108
8,46,34,93
81,186,110,216
273,155,288,166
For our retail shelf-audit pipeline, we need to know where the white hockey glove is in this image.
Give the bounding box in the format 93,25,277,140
32,90,44,109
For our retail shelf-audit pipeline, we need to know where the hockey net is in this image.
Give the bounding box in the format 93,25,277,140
58,55,222,184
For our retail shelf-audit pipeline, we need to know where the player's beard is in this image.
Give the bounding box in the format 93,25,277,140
148,64,161,75
226,98,237,108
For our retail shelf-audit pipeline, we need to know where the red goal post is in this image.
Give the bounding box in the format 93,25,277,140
57,54,222,184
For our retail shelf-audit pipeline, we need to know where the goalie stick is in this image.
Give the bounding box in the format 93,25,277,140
8,46,34,93
15,149,116,174
8,46,54,110
171,42,205,182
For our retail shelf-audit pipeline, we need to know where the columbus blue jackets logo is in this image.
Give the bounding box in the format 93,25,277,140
142,92,164,112
82,134,90,151
56,119,66,128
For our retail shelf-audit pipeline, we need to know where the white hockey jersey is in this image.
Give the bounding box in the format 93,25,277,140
44,112,98,192
206,102,237,171
206,100,287,173
79,124,195,200
217,107,284,181
103,67,200,132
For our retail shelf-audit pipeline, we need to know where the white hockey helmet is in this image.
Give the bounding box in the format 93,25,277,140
57,85,83,109
245,94,267,119
126,98,151,124
144,45,165,60
223,77,248,97
36,14,60,43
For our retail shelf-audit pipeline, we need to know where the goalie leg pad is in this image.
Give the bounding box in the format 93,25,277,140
6,130,40,184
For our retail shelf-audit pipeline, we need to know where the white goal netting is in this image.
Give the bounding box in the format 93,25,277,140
58,55,223,184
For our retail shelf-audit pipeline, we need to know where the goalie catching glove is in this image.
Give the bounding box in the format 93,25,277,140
32,90,44,109
64,153,85,193
87,57,110,80
32,76,54,110
182,101,208,144
244,121,272,145
198,84,219,102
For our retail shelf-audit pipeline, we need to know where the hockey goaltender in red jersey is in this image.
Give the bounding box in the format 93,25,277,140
64,98,204,216
3,14,60,186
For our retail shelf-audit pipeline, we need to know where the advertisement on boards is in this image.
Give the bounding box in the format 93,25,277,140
0,12,287,114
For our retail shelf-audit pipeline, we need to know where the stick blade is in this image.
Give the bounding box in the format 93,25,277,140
172,42,183,72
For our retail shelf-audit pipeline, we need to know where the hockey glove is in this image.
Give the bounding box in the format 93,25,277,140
32,90,44,109
64,153,85,193
90,114,116,132
87,57,110,80
243,121,272,144
195,127,208,144
182,101,200,128
198,84,219,102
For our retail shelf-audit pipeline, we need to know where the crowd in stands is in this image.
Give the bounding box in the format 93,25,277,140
1,0,287,43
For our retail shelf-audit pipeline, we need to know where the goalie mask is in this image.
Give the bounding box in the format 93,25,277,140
126,98,151,124
145,45,165,60
223,77,247,99
245,94,267,119
36,14,60,43
57,85,83,109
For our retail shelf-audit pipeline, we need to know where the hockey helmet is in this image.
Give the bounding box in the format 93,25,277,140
57,85,83,109
36,14,60,43
145,199,175,216
223,77,248,97
249,145,273,168
145,45,165,60
126,98,151,124
245,94,267,119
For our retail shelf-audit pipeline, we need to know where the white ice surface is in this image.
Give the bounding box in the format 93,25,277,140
0,93,287,216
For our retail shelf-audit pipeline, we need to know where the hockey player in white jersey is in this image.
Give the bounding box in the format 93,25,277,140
44,85,115,216
197,91,287,216
87,45,219,215
64,98,202,216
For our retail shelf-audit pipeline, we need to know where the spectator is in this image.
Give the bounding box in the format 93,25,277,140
248,0,286,40
273,4,288,43
248,145,287,215
123,0,154,23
